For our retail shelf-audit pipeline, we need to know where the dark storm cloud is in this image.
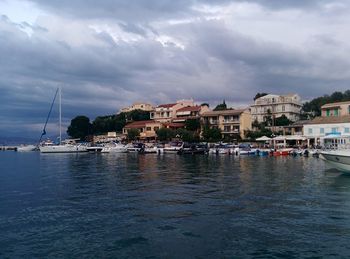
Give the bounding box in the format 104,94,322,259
1,1,350,139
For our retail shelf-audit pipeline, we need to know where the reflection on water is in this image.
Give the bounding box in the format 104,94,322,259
1,152,350,257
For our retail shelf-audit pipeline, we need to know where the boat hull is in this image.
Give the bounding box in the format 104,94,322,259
39,145,88,153
320,151,350,172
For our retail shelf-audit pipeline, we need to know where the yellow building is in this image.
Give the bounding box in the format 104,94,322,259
122,120,162,140
201,108,252,139
120,102,155,113
321,101,350,117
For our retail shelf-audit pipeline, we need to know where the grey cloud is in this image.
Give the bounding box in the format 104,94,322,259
24,0,348,23
1,3,350,139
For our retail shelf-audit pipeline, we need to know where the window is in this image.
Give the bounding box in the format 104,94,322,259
224,126,231,132
345,128,350,133
326,109,330,116
154,127,159,131
146,127,152,131
320,128,324,134
331,127,338,133
334,109,339,116
348,106,350,114
308,128,313,134
282,105,285,112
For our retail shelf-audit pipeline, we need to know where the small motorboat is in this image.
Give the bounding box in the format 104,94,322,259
17,144,37,152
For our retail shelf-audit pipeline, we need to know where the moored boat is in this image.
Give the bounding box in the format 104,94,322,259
17,144,37,152
163,142,183,153
101,142,128,153
320,150,350,172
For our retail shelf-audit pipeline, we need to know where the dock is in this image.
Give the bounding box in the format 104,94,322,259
0,146,18,151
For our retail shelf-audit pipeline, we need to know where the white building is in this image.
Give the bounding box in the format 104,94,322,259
251,94,302,123
303,116,350,148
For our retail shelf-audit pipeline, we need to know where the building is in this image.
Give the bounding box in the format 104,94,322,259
321,100,350,117
201,108,252,139
173,104,210,123
120,102,155,113
283,120,312,136
303,101,350,147
122,120,163,140
251,94,302,124
303,116,350,147
150,99,195,123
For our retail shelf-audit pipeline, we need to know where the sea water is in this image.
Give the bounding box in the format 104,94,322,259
1,152,350,258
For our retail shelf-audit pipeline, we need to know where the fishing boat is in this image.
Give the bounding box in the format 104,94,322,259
39,88,87,153
320,150,350,172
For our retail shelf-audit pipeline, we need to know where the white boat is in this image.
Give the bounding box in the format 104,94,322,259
101,143,128,153
320,150,350,172
39,88,87,153
126,143,144,152
17,145,37,152
163,142,183,153
40,143,87,153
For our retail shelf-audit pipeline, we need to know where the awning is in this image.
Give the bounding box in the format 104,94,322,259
273,136,286,141
285,135,306,141
256,136,271,141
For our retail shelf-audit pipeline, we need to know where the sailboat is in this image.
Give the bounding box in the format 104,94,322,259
39,87,88,153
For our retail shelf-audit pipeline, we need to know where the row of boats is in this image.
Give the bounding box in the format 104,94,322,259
18,141,319,156
15,140,350,173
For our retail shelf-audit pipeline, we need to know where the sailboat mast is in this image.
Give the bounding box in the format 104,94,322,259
59,87,62,145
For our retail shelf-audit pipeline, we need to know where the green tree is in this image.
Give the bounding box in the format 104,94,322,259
127,128,140,141
275,114,292,126
185,119,201,131
254,93,269,101
156,128,175,141
125,109,150,121
213,100,227,111
67,115,92,140
175,128,200,142
202,126,222,142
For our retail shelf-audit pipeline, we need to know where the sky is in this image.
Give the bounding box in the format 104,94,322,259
0,0,350,140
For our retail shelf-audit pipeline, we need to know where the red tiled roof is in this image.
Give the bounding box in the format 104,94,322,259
201,108,247,116
124,120,156,128
158,103,177,108
177,106,201,112
163,122,186,128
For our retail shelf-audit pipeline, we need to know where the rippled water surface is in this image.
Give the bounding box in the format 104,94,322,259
1,152,350,258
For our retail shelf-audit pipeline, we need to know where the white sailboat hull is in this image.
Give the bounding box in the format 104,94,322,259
320,150,350,172
39,144,88,153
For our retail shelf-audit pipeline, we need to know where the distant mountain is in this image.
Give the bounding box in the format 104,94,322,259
0,136,40,145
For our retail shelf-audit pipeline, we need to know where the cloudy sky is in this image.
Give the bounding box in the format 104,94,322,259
1,0,350,139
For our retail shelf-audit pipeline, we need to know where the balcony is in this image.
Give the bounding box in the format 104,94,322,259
223,119,239,123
